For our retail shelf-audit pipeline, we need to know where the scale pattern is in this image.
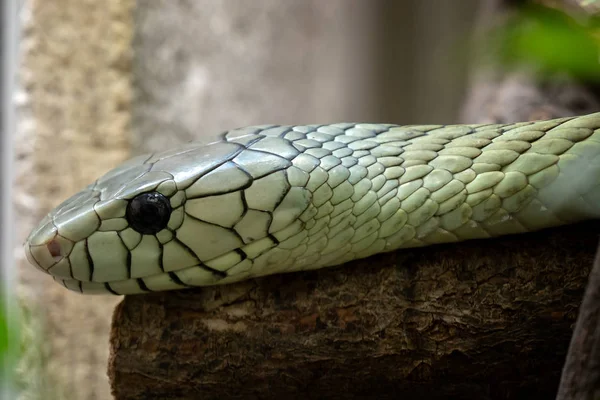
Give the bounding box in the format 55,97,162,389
24,113,600,294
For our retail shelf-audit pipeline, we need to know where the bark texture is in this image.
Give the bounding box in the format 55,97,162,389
557,243,600,400
110,223,597,400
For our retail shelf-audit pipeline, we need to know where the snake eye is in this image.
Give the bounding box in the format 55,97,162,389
126,192,172,235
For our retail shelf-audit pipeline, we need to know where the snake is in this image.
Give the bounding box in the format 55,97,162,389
23,112,600,295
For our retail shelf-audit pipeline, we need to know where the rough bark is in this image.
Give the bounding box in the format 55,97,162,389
557,243,600,400
109,1,600,399
109,223,598,400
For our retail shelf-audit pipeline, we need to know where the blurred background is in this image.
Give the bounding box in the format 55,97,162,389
6,0,600,399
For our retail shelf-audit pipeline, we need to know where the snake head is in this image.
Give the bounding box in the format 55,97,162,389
24,131,313,295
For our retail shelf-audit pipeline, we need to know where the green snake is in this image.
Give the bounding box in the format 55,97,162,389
23,113,600,295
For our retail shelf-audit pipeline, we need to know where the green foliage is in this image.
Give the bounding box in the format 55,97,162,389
0,292,18,396
494,3,600,81
0,293,67,400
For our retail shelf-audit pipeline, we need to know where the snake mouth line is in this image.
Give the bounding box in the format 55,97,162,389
55,262,233,295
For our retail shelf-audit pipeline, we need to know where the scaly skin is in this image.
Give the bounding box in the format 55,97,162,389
24,113,600,294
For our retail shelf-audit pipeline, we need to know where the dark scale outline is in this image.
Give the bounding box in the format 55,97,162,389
232,148,293,180
244,147,298,162
113,173,175,201
235,237,282,264
104,282,119,295
136,278,151,292
228,135,266,150
339,155,359,169
410,125,444,133
340,123,359,134
47,257,75,279
290,152,321,174
101,166,155,201
290,124,320,136
327,169,353,193
284,132,311,144
311,182,335,209
98,152,155,183
356,124,395,135
167,234,201,266
117,229,143,252
292,137,326,149
306,170,333,195
169,234,227,279
420,124,476,139
222,126,272,142
168,271,191,287
317,155,343,172
245,125,294,140
239,190,249,220
467,116,577,156
218,129,230,142
302,147,334,161
85,238,94,282
148,141,234,166
273,126,294,139
245,169,293,213
497,121,535,134
183,212,246,244
268,234,280,245
82,230,132,283
378,188,400,207
126,251,132,279
206,266,227,279
112,229,136,280
235,207,274,244
142,152,157,165
166,146,248,194
305,131,336,144
157,241,165,273
329,195,355,219
213,168,294,235
155,179,179,198
234,248,248,261
343,124,388,139
192,197,260,235
64,257,74,280
175,144,249,192
248,138,301,161
155,228,175,246
28,243,57,272
472,123,503,131
184,162,254,200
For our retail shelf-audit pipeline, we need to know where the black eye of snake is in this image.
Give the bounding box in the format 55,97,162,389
126,192,172,235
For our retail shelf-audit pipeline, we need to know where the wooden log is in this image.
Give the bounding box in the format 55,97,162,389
109,222,598,400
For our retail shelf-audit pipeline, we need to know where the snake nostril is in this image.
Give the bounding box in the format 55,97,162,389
46,239,62,261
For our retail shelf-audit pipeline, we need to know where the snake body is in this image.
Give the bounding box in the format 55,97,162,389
24,113,600,295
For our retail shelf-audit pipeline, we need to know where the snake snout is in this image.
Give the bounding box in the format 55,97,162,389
23,213,71,277
24,234,63,274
